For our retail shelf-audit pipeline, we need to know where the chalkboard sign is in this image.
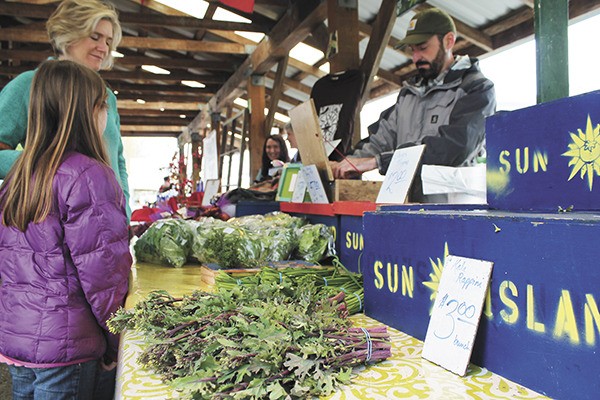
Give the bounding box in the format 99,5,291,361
421,255,493,376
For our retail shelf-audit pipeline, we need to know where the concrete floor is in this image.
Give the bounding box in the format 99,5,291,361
0,362,12,399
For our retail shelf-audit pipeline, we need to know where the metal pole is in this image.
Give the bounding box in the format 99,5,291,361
534,0,569,103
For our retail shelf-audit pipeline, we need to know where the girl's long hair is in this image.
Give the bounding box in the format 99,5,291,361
0,60,109,231
259,134,290,180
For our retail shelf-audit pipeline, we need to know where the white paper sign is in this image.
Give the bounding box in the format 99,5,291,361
422,255,493,376
301,165,329,204
291,172,307,203
201,179,220,206
324,139,342,157
202,130,219,180
376,144,425,204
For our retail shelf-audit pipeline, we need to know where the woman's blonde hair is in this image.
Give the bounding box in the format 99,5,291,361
46,0,122,70
0,60,110,231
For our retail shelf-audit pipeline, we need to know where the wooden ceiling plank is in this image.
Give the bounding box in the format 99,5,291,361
0,28,249,54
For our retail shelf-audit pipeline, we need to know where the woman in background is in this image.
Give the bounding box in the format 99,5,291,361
0,0,131,218
0,60,131,400
254,134,290,183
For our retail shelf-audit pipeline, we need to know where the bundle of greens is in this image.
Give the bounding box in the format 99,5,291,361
133,218,195,268
108,280,391,400
215,263,364,315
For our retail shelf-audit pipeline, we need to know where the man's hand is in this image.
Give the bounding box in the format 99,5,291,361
330,157,377,179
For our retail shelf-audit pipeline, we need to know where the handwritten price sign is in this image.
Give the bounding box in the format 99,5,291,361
422,255,493,376
376,144,424,204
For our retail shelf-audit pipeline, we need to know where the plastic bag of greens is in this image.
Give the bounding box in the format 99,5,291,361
189,217,228,264
261,227,297,262
202,225,265,269
263,211,306,230
295,224,335,263
134,218,194,268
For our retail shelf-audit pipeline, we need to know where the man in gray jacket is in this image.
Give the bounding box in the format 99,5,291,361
331,8,496,201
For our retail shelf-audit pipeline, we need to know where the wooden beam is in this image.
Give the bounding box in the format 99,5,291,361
118,100,202,110
264,55,288,133
121,131,180,138
100,69,228,84
0,28,249,55
118,108,196,117
327,0,359,72
120,116,191,125
359,0,397,108
114,55,237,71
248,75,266,181
116,93,211,103
107,81,214,95
205,0,327,114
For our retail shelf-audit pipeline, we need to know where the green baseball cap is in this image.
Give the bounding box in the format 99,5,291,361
398,8,456,46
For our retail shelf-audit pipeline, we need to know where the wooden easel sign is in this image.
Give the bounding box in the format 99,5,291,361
421,255,493,376
376,144,425,204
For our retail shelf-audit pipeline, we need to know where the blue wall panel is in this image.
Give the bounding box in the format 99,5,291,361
363,210,600,400
486,90,600,211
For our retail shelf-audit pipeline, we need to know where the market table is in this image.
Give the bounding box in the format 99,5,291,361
115,262,548,400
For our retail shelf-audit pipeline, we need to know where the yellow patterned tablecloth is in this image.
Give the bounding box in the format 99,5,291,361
116,263,550,400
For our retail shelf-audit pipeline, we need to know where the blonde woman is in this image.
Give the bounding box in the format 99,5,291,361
0,60,131,399
0,0,131,218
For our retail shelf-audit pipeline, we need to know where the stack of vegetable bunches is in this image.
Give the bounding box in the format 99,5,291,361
108,279,391,400
214,264,364,315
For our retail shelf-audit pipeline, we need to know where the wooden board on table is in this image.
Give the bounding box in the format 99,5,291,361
289,100,334,182
334,180,382,201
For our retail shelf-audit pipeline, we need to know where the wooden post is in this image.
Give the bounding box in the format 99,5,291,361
190,131,202,190
326,0,359,73
248,74,266,182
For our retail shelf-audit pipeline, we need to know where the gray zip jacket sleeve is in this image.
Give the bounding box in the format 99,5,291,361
353,56,496,174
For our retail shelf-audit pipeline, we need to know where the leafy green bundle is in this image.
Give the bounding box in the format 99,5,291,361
108,280,391,399
215,264,364,316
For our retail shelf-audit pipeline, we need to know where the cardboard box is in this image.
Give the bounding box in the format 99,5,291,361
362,209,600,400
486,90,600,211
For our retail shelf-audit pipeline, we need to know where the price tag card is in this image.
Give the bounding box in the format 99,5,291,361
301,164,329,204
291,171,307,203
201,179,220,206
376,144,425,204
422,255,493,376
202,130,219,180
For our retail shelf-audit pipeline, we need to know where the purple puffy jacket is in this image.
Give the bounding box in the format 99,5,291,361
0,152,132,366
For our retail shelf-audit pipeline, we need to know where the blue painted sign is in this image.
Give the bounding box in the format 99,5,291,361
338,214,364,273
362,209,600,400
486,90,600,211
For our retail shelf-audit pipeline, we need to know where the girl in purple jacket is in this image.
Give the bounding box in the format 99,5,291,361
0,60,132,399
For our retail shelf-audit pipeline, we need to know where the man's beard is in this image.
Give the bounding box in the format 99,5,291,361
415,45,446,81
